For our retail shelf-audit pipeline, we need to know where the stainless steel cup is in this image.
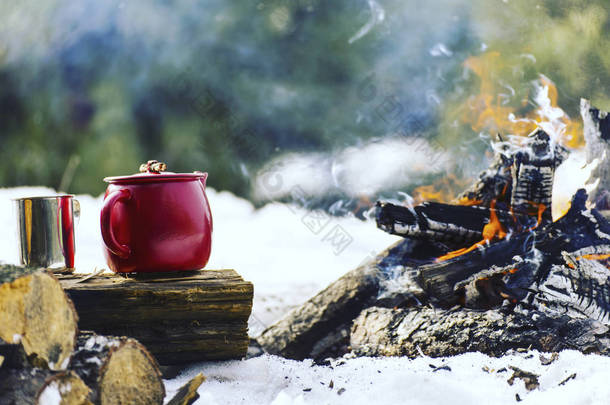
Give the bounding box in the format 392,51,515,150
13,195,80,272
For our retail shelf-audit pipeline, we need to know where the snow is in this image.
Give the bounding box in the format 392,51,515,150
165,351,610,405
1,186,609,404
37,382,62,405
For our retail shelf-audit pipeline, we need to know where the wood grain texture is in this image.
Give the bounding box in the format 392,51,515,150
0,266,78,371
69,332,164,405
58,269,253,365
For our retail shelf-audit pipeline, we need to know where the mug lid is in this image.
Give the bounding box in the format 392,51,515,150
104,160,207,184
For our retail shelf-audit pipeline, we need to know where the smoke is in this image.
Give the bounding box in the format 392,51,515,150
1,0,602,203
253,136,450,201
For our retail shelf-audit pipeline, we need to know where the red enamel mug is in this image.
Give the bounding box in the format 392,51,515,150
100,160,213,273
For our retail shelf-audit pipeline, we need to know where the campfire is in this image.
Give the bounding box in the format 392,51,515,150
258,96,610,364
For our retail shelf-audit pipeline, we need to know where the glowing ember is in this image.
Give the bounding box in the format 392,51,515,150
436,200,507,262
577,253,610,261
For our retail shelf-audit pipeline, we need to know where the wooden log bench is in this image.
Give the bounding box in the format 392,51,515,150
58,269,253,366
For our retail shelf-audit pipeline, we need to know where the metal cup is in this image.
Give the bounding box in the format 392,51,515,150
13,195,80,272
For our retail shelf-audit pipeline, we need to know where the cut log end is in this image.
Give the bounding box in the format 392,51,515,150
99,341,165,405
0,368,90,405
0,267,78,371
70,332,165,405
37,371,92,405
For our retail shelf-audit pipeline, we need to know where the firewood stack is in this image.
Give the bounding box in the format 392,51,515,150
0,265,243,403
0,266,167,405
258,99,610,361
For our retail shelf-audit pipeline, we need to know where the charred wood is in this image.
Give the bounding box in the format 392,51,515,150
457,141,513,206
350,306,610,358
417,189,610,307
534,252,610,323
510,129,567,221
375,201,532,247
581,98,610,209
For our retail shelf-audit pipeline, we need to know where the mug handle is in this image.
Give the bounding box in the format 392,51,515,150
100,189,131,259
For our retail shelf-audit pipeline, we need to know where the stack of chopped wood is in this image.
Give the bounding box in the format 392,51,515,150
0,266,205,405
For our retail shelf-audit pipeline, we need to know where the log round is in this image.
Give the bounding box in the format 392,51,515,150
0,368,91,405
69,332,165,405
0,266,78,370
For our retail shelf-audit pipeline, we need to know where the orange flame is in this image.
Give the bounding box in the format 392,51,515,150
530,202,547,230
461,52,584,148
412,173,473,205
436,200,507,262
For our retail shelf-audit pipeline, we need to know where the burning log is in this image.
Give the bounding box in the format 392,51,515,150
510,129,567,221
0,368,91,405
350,305,610,358
377,129,564,245
375,201,533,247
581,98,610,210
417,189,610,309
457,141,512,206
0,266,78,371
68,332,165,405
259,189,610,359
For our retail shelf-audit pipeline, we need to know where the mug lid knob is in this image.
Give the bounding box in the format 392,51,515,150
139,160,167,174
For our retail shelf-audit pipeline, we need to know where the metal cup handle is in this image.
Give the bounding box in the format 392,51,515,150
73,199,81,225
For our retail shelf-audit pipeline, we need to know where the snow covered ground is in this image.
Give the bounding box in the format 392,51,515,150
1,186,609,404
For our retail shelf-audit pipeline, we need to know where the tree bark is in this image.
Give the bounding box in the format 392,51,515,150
0,265,78,370
257,239,430,360
58,269,253,365
166,373,206,405
351,306,610,358
68,332,165,405
0,368,91,405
